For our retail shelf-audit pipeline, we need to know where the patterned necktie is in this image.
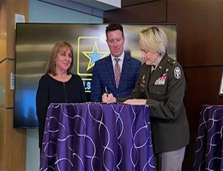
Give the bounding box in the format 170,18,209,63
114,58,121,88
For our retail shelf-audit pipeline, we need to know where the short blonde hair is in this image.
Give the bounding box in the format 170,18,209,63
45,41,74,75
139,27,167,57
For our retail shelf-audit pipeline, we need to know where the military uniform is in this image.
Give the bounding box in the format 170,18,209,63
131,54,189,154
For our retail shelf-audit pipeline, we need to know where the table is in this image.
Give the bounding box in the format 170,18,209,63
40,103,155,171
194,105,223,170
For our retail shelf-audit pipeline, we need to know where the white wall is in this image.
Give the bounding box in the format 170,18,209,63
26,1,103,170
97,0,121,8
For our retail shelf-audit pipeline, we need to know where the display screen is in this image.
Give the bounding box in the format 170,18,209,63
14,23,177,128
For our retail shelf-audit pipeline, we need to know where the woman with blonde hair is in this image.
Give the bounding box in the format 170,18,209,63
103,27,189,171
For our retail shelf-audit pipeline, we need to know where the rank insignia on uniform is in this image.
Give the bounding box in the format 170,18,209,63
155,74,167,85
174,67,181,79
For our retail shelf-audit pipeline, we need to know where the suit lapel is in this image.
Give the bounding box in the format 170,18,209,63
107,55,116,87
119,54,130,89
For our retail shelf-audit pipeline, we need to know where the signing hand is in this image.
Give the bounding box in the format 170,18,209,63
123,99,147,105
102,93,116,104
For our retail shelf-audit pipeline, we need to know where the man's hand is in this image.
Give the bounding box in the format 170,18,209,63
102,93,116,104
124,99,147,105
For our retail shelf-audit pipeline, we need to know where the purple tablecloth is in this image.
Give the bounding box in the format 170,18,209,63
194,105,223,170
40,103,155,171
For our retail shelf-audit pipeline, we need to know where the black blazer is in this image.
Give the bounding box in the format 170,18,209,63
36,74,86,149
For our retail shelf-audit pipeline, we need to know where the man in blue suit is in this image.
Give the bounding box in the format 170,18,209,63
91,23,141,102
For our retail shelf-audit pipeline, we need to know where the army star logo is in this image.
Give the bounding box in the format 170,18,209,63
82,42,108,71
174,67,181,79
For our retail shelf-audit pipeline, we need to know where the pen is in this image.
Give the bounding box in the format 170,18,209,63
105,86,110,98
105,86,108,94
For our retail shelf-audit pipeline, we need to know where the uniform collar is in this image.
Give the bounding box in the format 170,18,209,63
153,56,162,69
155,53,168,71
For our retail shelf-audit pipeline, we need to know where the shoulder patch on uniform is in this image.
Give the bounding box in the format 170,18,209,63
174,67,181,79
